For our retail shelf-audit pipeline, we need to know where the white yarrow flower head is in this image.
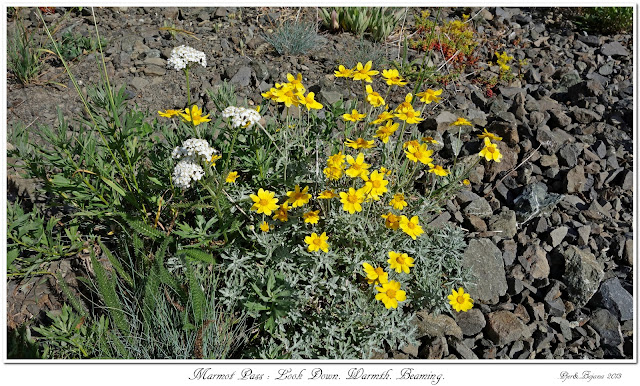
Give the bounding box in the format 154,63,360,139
171,138,219,189
222,106,261,128
172,158,205,190
167,45,207,71
171,138,216,163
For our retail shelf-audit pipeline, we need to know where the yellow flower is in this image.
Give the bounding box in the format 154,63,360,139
210,154,222,166
374,121,399,144
323,165,343,180
389,193,407,210
351,61,379,83
479,137,503,162
286,185,311,208
301,92,323,110
303,210,320,224
158,109,183,118
261,87,278,100
259,221,270,232
462,179,471,186
345,137,375,149
381,69,407,86
274,83,303,107
477,128,502,141
286,73,305,93
272,202,290,222
448,287,474,312
180,105,211,126
327,152,346,167
416,88,442,104
339,187,366,214
399,215,424,240
382,212,401,230
363,170,388,200
362,262,389,285
334,64,354,78
371,110,396,124
225,171,239,183
345,153,370,180
375,280,407,309
318,189,338,199
403,139,421,149
428,165,449,177
365,85,385,107
422,136,438,144
405,143,433,165
451,117,472,126
388,251,415,274
395,93,413,112
250,188,279,215
343,109,366,122
395,106,423,124
305,232,329,253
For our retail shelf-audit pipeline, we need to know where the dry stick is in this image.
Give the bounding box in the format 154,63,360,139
484,143,542,198
395,7,409,61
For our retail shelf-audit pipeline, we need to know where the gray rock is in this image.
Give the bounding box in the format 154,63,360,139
599,63,614,76
455,308,486,336
435,111,459,132
558,143,582,168
563,245,604,308
588,309,624,357
539,154,558,167
485,310,526,346
128,77,150,91
461,239,508,304
318,90,342,105
519,244,550,280
549,109,572,128
449,338,478,359
456,190,480,204
143,66,166,76
143,57,166,67
463,197,493,218
566,165,586,193
577,35,600,47
229,65,252,88
597,278,633,321
414,311,463,340
488,208,517,238
549,226,568,248
550,316,573,340
572,107,601,124
466,215,488,232
600,41,629,57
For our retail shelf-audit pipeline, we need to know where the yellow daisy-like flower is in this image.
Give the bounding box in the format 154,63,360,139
302,92,323,110
345,153,370,180
259,221,270,232
318,189,338,199
339,187,366,214
362,262,389,285
422,136,438,144
364,170,388,200
371,110,396,124
399,215,424,240
250,188,279,215
180,105,211,126
428,165,449,177
286,185,311,208
382,212,401,230
303,210,320,224
327,152,346,167
451,117,472,126
225,171,239,183
210,154,222,166
365,85,385,107
334,64,354,78
477,128,503,141
389,193,407,210
403,139,421,149
261,87,278,100
448,287,474,312
345,137,375,149
395,106,423,124
274,83,303,107
387,251,415,274
374,121,399,144
343,109,367,122
323,165,344,180
305,232,329,253
405,143,434,165
351,61,379,83
395,93,414,112
462,179,471,186
158,109,183,118
272,202,290,222
286,73,305,93
416,88,443,104
479,137,503,162
375,280,407,309
381,69,407,86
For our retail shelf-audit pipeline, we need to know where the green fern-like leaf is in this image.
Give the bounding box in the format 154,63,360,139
123,217,165,239
98,238,134,287
55,272,88,318
183,260,205,324
181,248,216,264
90,252,129,336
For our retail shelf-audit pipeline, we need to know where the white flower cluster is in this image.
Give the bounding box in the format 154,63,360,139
167,45,207,71
222,106,261,128
171,138,218,189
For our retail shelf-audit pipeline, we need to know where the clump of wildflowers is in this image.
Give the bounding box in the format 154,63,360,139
222,106,262,128
167,45,207,70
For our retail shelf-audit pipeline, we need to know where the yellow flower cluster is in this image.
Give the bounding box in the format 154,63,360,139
158,105,211,126
496,51,513,73
262,73,323,110
361,251,415,309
